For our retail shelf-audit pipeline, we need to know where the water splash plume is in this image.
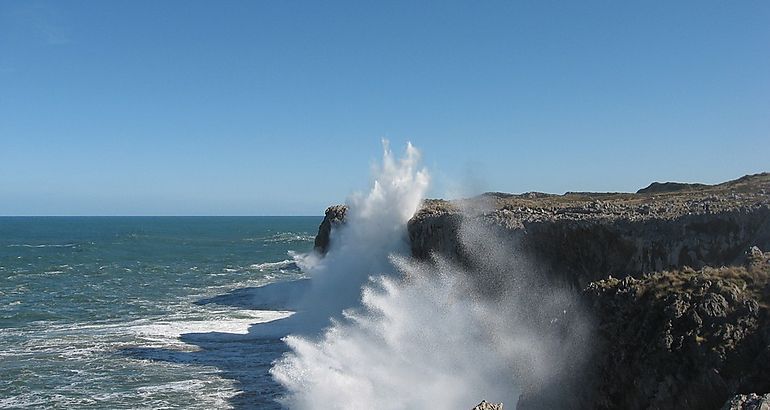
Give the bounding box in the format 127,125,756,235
271,142,589,409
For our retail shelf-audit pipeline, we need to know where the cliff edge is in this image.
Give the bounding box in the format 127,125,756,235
408,173,770,287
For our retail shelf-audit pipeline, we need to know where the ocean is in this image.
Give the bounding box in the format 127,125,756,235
2,145,570,410
0,216,320,409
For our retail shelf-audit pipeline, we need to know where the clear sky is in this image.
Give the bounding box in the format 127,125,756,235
1,1,768,215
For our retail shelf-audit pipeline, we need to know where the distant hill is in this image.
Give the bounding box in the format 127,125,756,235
636,181,708,194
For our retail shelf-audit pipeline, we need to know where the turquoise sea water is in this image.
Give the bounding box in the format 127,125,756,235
0,217,320,409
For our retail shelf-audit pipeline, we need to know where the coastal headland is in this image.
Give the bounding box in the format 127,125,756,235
315,173,770,410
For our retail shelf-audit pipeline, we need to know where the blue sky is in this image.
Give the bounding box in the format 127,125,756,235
1,1,768,215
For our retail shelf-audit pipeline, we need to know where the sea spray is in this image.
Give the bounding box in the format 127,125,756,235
454,217,592,407
271,142,590,409
286,141,429,332
272,257,523,409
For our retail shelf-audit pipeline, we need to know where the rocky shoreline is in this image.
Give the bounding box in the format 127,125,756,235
314,173,770,409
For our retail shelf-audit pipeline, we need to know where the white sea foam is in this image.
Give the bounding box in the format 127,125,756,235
249,259,297,272
0,395,50,408
0,302,293,408
7,243,77,248
136,380,208,394
242,232,315,244
264,233,315,243
129,310,293,340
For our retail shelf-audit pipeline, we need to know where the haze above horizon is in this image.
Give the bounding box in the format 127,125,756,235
1,1,768,216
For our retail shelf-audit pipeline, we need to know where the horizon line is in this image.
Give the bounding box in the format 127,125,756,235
0,215,323,218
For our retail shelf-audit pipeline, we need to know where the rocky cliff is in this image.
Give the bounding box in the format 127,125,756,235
314,173,770,409
407,173,770,288
584,248,770,409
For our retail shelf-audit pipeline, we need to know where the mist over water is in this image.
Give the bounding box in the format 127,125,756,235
271,143,590,409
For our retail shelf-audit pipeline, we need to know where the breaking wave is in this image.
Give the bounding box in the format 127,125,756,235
269,142,590,409
244,233,316,244
7,243,78,248
249,260,298,272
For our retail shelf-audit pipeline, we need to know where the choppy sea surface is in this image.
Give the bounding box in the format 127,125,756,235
0,216,319,409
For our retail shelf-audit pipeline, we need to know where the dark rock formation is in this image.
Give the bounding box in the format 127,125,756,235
584,250,770,409
313,205,347,254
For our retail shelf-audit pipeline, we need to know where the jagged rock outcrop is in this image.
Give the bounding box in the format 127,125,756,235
722,393,770,410
472,400,504,410
314,205,347,254
583,249,770,409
